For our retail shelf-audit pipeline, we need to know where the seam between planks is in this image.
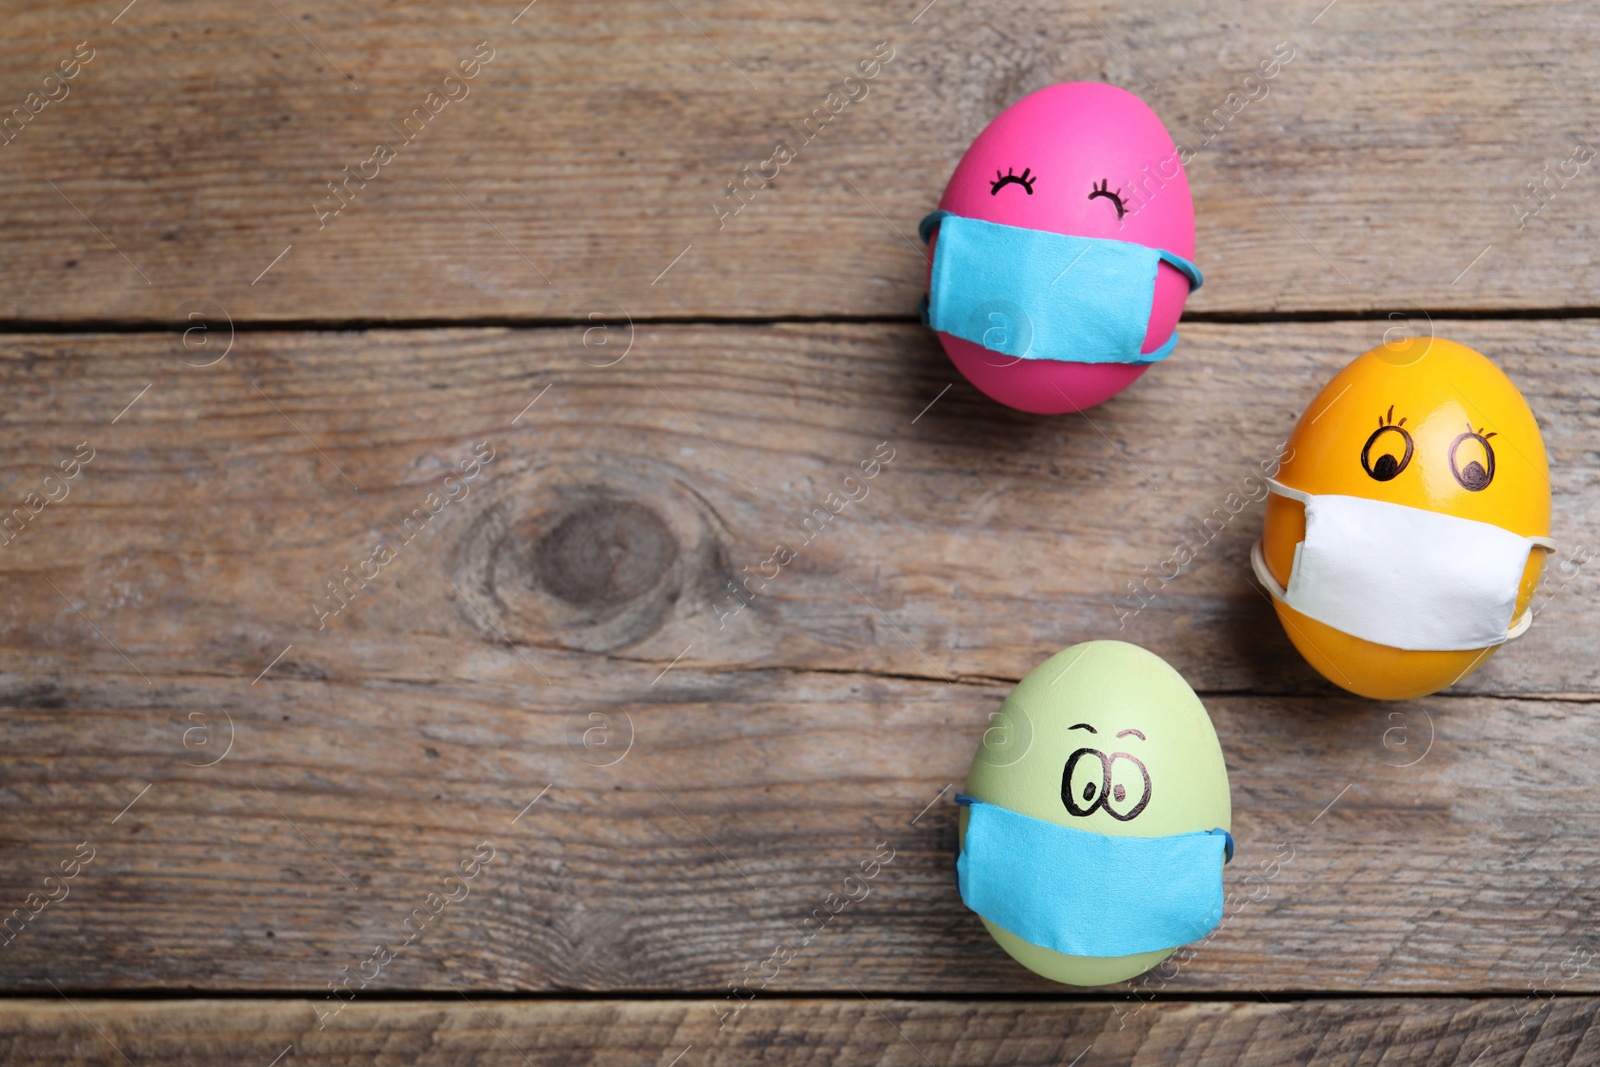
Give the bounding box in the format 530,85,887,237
2,309,1600,336
0,990,1594,1003
0,658,1592,704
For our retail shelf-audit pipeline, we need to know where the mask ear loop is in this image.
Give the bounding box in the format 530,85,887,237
1250,540,1288,602
1250,478,1311,602
1156,249,1204,292
1506,536,1559,641
916,211,952,329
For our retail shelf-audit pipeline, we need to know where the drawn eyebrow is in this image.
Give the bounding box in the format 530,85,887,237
1068,723,1097,733
1115,728,1146,740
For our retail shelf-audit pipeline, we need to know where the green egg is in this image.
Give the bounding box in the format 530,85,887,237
961,640,1232,986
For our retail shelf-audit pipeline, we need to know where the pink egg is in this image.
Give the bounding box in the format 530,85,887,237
925,83,1198,414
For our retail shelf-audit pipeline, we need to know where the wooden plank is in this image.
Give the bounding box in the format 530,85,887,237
1,681,1599,993
0,996,1596,1066
0,1,1598,320
0,320,1592,696
0,319,1596,994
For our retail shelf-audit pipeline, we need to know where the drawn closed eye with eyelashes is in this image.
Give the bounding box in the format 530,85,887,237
990,166,1035,195
1088,179,1127,219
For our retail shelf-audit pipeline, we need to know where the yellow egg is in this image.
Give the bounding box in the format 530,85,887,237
1256,337,1551,699
960,641,1231,986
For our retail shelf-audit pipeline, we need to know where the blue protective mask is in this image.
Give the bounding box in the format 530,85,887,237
956,794,1232,958
919,210,1203,365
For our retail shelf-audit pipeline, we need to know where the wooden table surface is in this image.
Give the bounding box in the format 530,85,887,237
2,1,1598,1063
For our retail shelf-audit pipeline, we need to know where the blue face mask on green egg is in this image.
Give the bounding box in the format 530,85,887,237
957,641,1234,985
956,794,1232,958
918,211,1203,364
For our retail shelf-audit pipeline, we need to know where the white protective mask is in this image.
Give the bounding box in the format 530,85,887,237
1250,479,1555,652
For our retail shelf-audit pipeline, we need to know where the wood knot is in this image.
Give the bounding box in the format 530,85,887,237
452,460,721,656
531,500,679,611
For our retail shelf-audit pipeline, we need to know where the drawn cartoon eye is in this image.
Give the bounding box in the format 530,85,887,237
1360,405,1414,482
1087,179,1126,219
1103,752,1152,822
1449,424,1497,491
1060,747,1111,818
990,167,1035,196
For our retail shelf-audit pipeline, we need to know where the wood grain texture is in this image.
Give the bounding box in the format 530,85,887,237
0,320,1592,696
5,0,1600,1056
0,1,1598,321
1,996,1597,1066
